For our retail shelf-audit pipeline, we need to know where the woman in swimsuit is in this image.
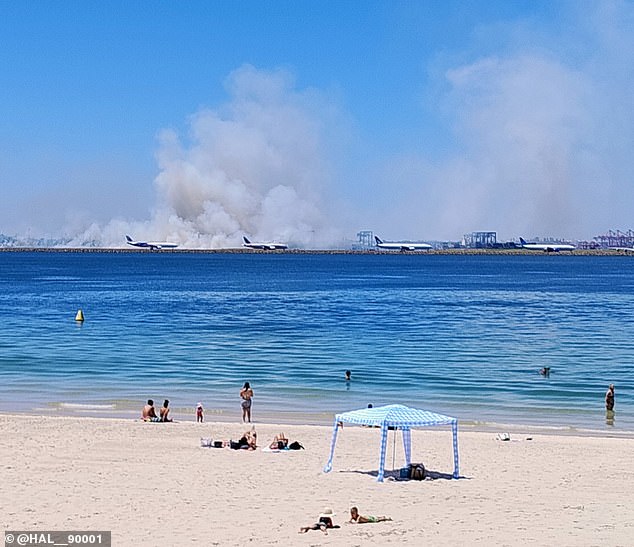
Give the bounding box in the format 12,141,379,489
240,382,253,423
160,399,173,422
269,433,289,450
349,506,391,524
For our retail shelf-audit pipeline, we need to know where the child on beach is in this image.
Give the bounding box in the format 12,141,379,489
348,506,392,524
196,402,204,423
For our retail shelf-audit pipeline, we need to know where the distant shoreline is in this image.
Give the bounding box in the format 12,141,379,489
0,246,629,256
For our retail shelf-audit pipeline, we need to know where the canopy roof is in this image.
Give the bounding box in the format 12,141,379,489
335,404,457,429
324,404,459,482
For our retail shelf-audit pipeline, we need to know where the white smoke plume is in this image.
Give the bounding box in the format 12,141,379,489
370,1,634,242
70,65,343,248
64,3,634,247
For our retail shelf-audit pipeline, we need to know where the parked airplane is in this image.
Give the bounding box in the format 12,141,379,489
519,237,575,252
242,236,288,250
374,236,432,251
125,235,178,250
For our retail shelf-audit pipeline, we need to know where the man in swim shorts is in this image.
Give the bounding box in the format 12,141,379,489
142,399,160,422
349,506,392,524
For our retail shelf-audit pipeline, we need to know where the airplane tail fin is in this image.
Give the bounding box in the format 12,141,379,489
374,236,383,245
243,236,251,244
519,237,527,245
125,235,133,242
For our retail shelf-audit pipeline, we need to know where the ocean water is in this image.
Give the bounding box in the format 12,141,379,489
0,251,632,430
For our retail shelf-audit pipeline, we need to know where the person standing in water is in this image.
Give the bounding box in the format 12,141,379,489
605,384,615,411
240,382,254,423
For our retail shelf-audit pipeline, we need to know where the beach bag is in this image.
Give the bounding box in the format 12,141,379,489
409,463,425,480
288,441,304,450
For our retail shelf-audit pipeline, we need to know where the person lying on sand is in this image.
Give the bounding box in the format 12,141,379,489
269,433,289,450
299,508,338,535
230,429,257,450
348,506,392,524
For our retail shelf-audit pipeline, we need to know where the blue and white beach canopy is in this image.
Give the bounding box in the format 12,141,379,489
323,404,459,482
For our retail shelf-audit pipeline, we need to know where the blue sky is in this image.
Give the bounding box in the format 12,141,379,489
1,1,633,246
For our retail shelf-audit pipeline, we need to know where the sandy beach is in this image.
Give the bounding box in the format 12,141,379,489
1,414,633,546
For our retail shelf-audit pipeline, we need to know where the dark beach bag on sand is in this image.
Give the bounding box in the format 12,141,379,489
288,441,304,450
409,463,425,480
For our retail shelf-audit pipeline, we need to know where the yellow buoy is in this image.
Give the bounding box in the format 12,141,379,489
75,309,85,322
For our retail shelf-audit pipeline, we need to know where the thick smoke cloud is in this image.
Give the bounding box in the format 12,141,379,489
374,2,634,241
66,3,634,246
70,65,342,248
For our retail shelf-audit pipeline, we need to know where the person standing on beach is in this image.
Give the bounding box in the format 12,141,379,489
605,384,615,411
240,382,254,422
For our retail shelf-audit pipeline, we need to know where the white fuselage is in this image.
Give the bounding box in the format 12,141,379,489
125,236,178,250
374,236,431,251
242,236,288,250
519,238,574,252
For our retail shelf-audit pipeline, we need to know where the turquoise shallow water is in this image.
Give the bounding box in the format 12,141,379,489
0,251,632,430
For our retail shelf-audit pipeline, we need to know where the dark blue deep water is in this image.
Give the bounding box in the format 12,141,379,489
1,251,632,430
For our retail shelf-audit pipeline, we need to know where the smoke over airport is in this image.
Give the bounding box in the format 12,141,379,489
68,66,343,248
8,3,634,247
370,2,634,242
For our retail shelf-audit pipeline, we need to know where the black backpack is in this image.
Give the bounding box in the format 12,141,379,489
288,441,304,450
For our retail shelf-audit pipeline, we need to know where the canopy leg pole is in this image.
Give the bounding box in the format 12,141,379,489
452,421,460,478
392,428,396,471
377,424,388,482
323,419,341,473
402,427,412,467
